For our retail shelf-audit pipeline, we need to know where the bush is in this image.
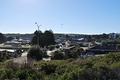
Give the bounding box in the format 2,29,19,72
0,51,14,62
27,45,43,61
53,51,65,60
0,52,120,80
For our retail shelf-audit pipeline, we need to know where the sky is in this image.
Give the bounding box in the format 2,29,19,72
0,0,120,34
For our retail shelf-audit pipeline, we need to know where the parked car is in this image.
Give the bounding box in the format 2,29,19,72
80,52,95,59
86,52,95,57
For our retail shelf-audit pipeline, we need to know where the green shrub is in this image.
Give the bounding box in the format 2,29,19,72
27,45,43,61
0,52,120,80
53,51,65,60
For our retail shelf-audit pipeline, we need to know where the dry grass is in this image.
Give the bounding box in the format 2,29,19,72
5,59,35,69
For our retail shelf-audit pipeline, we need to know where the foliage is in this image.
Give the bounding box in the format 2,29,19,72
51,49,77,60
0,51,14,62
6,36,14,41
0,52,120,80
53,51,65,60
27,45,43,61
48,45,55,51
31,30,55,47
0,33,5,43
117,44,120,50
63,47,84,59
0,49,24,62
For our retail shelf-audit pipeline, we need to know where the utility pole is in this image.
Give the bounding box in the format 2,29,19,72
35,22,41,46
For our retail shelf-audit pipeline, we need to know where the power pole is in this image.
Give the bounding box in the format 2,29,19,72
35,22,41,46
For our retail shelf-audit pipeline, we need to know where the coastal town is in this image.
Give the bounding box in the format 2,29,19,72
0,0,120,79
0,33,120,80
0,32,120,62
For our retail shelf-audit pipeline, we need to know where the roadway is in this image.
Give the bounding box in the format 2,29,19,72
12,51,28,64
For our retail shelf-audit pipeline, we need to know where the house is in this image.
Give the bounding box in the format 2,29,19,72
69,38,85,43
87,44,120,54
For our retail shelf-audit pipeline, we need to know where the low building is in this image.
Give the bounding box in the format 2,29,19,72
87,45,120,54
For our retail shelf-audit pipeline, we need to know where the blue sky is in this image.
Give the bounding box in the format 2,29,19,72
0,0,120,34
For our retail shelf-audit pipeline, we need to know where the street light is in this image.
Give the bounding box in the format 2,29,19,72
35,22,41,45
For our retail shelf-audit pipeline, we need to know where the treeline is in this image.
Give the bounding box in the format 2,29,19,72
0,52,120,80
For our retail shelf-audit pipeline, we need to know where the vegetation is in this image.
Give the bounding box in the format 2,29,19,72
27,44,84,60
6,36,14,41
31,30,55,47
0,50,23,62
0,51,14,62
0,33,5,43
84,33,109,39
27,45,47,61
0,52,119,80
1,31,120,79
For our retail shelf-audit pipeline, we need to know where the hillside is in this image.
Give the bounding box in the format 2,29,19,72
0,52,120,80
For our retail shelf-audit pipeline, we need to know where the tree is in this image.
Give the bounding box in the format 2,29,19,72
6,36,14,41
65,34,70,40
44,30,55,46
31,30,42,45
0,33,5,43
31,30,55,47
27,45,43,61
116,44,120,50
100,33,109,39
53,51,65,60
